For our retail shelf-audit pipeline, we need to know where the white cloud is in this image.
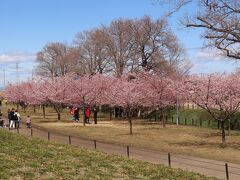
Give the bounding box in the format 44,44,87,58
0,52,36,63
189,48,238,74
195,48,226,61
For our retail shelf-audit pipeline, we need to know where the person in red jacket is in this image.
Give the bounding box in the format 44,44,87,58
85,107,91,124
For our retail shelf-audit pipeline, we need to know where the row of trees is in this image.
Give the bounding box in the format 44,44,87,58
4,72,240,143
36,16,191,78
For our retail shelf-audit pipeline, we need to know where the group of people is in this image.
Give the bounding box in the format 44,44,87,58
71,106,91,124
0,108,32,129
8,109,32,129
8,108,21,128
1,105,94,128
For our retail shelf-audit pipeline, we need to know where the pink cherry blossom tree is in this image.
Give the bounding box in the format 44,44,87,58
138,73,176,127
66,75,96,126
45,76,71,120
85,74,114,124
4,82,34,111
106,76,144,135
67,74,113,125
182,73,240,144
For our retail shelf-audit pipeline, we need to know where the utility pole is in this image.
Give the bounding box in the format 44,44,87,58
176,94,179,126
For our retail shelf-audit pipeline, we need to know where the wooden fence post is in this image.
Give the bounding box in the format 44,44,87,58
94,140,97,150
127,146,130,158
168,153,171,168
48,132,50,141
225,163,229,180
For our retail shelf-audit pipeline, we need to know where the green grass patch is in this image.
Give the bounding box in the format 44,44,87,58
164,108,240,130
0,129,216,179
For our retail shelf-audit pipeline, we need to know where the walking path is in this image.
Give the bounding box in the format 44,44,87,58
4,122,240,180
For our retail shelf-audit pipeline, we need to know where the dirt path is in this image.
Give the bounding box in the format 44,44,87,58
5,122,240,180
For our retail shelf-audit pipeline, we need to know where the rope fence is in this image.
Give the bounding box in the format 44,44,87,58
7,126,240,180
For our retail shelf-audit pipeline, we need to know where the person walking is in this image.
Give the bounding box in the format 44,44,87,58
74,108,80,122
9,108,15,129
0,110,3,127
7,109,11,127
85,107,91,124
26,115,31,128
15,110,21,128
71,107,76,122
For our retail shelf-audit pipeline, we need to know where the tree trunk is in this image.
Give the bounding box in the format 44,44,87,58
17,104,19,111
138,110,141,119
162,115,166,128
83,107,86,126
228,119,231,136
43,105,46,119
119,107,122,118
57,112,61,121
33,105,36,113
115,107,118,118
127,108,133,135
129,115,133,135
110,108,112,120
220,120,225,144
94,109,98,124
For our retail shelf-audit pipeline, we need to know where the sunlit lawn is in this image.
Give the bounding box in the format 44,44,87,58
2,103,240,164
0,130,217,179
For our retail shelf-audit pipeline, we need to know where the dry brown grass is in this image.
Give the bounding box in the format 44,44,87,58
2,104,240,164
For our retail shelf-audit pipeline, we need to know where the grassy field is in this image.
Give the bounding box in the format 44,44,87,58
0,129,217,180
1,103,240,164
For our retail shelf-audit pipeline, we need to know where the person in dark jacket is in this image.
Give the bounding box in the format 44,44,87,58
0,110,3,127
9,108,15,129
74,108,80,122
7,109,11,126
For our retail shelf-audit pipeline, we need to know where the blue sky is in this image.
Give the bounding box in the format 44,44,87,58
0,0,237,88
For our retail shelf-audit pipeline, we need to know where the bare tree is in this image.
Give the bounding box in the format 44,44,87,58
74,29,109,75
158,0,240,60
155,0,192,16
64,47,83,75
102,19,135,77
131,16,166,71
130,16,190,75
36,42,71,78
36,17,189,78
